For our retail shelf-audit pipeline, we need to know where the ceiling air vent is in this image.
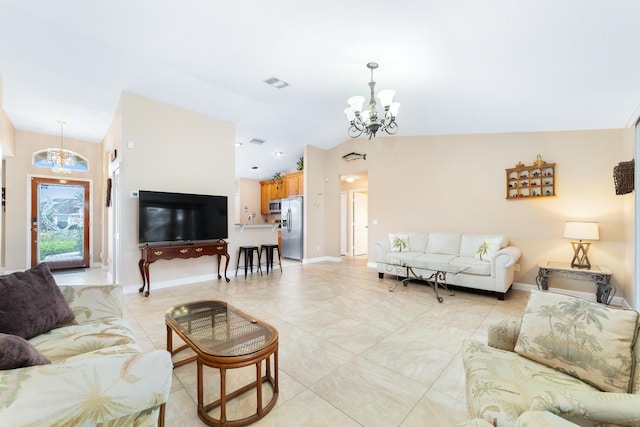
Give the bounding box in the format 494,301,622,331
264,77,289,89
249,138,266,145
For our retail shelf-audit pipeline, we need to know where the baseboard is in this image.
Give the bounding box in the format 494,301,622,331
302,256,341,264
123,273,219,295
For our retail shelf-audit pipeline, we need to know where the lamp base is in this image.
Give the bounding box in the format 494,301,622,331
570,240,591,269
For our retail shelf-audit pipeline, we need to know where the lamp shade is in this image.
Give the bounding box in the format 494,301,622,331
347,96,365,113
563,221,599,241
389,101,401,117
344,107,356,122
377,89,395,107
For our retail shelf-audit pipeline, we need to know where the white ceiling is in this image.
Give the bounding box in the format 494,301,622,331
1,1,639,180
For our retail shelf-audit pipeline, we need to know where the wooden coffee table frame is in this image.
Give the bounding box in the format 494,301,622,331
166,302,278,427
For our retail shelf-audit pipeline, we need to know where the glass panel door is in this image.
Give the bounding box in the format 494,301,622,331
31,177,90,269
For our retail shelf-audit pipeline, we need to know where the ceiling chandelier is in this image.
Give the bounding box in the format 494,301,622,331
344,62,400,139
48,120,74,174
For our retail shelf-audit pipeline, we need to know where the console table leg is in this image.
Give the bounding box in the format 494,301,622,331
138,258,146,294
223,254,230,282
536,268,549,290
595,277,616,305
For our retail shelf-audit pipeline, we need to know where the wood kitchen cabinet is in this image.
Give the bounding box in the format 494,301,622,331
271,178,288,200
286,171,304,196
260,181,271,214
260,172,304,213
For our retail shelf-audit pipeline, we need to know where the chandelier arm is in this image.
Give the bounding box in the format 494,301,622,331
348,124,364,138
383,121,398,135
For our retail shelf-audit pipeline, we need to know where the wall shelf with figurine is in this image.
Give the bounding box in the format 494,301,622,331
506,155,555,200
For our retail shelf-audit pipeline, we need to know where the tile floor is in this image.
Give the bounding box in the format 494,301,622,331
53,257,530,427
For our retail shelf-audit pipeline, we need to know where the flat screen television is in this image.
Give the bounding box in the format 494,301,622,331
138,190,228,245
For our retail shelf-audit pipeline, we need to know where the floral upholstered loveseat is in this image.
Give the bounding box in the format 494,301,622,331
373,232,521,300
461,290,640,427
0,264,173,426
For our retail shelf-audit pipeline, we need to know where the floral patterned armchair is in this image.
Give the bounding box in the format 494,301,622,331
0,284,172,426
461,290,640,427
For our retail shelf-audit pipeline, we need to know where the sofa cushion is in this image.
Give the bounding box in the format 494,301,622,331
514,290,639,393
389,233,409,252
407,233,428,253
459,234,506,257
413,253,458,266
462,339,599,426
0,263,75,340
0,333,50,370
425,232,460,255
449,256,492,276
30,317,138,363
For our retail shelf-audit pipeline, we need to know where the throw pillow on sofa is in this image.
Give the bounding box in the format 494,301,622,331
514,290,638,393
474,238,503,262
389,233,409,252
0,263,75,340
0,333,50,370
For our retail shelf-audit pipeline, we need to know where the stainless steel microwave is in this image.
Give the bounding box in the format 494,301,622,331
268,200,281,213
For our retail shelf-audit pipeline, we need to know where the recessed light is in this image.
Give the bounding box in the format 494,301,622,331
275,151,284,157
251,166,259,170
235,141,242,148
345,177,356,183
250,138,266,145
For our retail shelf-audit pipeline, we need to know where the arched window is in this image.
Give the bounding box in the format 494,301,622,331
33,149,89,173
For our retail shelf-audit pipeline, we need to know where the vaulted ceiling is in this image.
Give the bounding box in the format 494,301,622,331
1,1,639,179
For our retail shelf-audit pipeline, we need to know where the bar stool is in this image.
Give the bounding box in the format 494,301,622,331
260,244,282,274
235,246,262,279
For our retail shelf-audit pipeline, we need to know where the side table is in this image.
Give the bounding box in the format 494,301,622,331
536,261,615,305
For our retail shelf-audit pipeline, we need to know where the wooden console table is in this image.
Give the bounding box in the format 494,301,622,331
138,240,230,297
536,261,615,305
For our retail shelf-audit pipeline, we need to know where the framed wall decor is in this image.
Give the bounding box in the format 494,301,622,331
506,155,556,199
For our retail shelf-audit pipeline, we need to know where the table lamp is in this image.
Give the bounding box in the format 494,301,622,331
563,221,599,269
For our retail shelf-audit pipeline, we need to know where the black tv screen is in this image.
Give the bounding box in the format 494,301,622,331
138,190,228,245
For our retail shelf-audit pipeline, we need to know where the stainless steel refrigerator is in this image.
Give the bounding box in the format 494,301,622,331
281,196,303,261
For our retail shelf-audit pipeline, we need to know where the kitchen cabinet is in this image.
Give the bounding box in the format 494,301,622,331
260,181,271,215
260,172,303,213
286,171,304,196
271,178,288,200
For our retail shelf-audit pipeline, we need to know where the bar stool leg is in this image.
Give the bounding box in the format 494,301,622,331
235,247,243,277
275,246,282,273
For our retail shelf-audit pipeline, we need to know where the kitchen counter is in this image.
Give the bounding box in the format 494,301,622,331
234,224,280,233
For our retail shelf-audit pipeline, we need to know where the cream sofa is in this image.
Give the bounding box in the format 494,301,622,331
0,271,173,426
373,232,521,300
462,290,640,427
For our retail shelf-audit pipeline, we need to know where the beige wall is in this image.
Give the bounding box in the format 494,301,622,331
106,92,237,287
310,129,633,301
4,130,103,270
236,178,265,224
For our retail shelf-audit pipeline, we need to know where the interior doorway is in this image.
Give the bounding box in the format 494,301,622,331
352,191,368,255
340,173,369,256
30,177,90,270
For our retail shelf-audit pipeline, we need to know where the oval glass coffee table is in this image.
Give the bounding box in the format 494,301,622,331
166,301,278,426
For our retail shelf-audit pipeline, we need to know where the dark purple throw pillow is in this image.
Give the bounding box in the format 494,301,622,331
0,263,75,340
0,333,50,370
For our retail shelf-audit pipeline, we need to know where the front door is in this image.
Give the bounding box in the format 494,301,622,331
31,177,90,269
